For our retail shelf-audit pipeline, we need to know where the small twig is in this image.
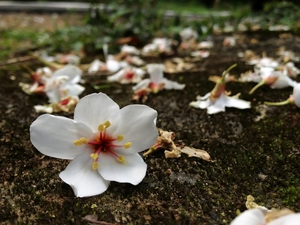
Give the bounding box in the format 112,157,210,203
0,55,35,66
82,215,116,225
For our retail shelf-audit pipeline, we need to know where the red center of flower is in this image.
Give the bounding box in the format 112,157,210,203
124,71,135,80
88,130,119,159
149,82,164,93
74,120,132,170
60,99,70,106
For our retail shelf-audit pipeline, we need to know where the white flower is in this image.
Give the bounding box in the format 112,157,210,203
190,64,251,114
249,67,296,94
19,66,53,94
293,83,300,107
283,62,300,78
265,83,300,107
180,27,198,41
191,50,210,58
223,36,236,47
125,56,145,66
269,25,290,31
133,64,185,93
197,41,214,49
239,70,262,83
44,65,85,103
230,208,300,225
121,45,140,55
190,92,251,114
55,53,81,65
231,208,265,225
30,93,158,197
88,56,126,74
248,57,279,68
107,67,145,84
88,59,105,74
142,38,173,55
268,213,300,225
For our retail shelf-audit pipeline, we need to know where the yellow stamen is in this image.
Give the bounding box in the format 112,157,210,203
98,120,111,131
116,135,124,142
74,137,89,146
90,153,99,160
104,120,111,128
117,156,126,165
124,142,132,149
80,137,89,144
92,161,99,170
98,124,105,131
74,140,82,146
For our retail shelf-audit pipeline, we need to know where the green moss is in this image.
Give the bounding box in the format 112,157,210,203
280,186,300,205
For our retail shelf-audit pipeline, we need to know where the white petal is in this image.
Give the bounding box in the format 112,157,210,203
52,65,82,84
111,105,158,154
207,98,226,114
62,83,85,97
189,101,201,108
293,83,300,107
197,98,212,109
121,45,139,55
98,152,147,185
88,59,104,74
107,57,121,73
45,87,61,103
147,64,164,84
197,92,211,100
34,105,53,113
107,69,125,82
132,79,151,91
74,93,120,133
230,209,265,225
59,151,110,197
268,213,300,225
207,105,225,114
30,114,94,159
162,78,185,90
272,74,297,89
224,95,251,109
134,68,146,77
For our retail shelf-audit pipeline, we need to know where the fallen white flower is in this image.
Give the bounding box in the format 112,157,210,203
107,67,145,84
30,93,158,197
190,64,251,114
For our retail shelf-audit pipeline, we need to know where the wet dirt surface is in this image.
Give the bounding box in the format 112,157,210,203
1,13,300,225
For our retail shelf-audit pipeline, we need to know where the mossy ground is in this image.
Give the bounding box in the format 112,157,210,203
1,14,300,225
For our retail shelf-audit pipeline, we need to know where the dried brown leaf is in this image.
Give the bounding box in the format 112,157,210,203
179,146,211,161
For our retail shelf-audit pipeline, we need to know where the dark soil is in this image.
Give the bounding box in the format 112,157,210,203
1,22,300,224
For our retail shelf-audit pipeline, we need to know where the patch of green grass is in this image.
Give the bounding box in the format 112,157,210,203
156,1,208,14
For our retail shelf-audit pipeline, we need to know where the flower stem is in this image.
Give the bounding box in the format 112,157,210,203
103,44,108,62
221,63,237,82
249,80,266,94
29,52,63,70
264,99,291,106
21,64,35,74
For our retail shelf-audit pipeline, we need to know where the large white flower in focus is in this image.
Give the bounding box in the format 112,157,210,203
30,93,158,197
